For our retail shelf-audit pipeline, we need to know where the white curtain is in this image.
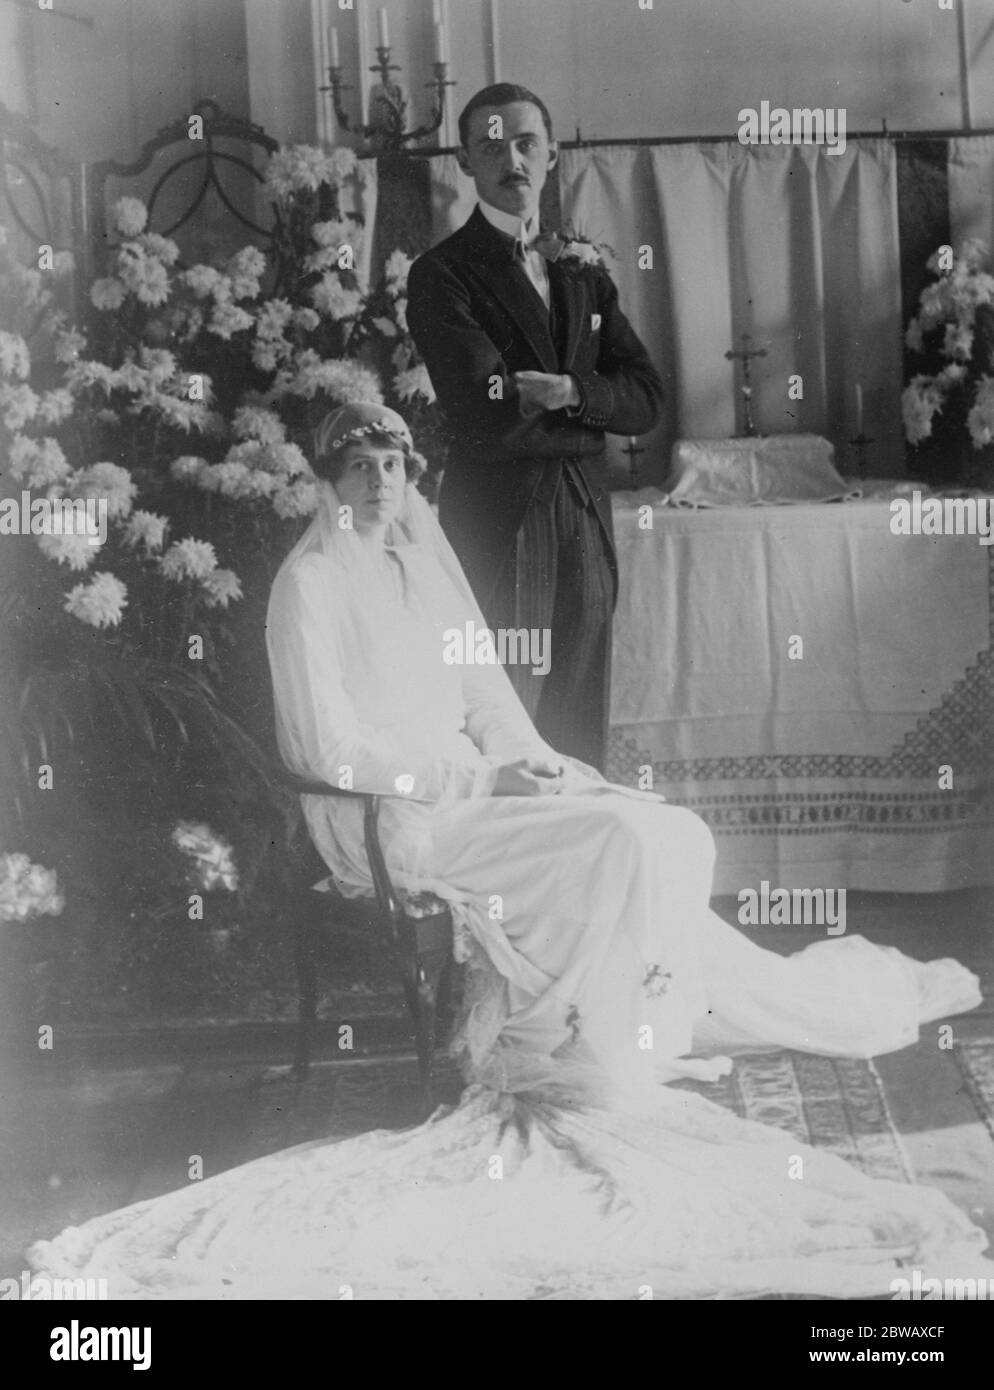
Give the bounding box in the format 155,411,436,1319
949,135,994,259
422,140,904,481
428,152,478,246
558,140,904,481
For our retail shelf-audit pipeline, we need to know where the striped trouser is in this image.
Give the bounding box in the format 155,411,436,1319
486,470,615,772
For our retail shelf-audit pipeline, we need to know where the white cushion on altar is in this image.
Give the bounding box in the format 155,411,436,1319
667,435,850,505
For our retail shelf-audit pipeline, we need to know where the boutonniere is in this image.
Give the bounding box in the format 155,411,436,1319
534,229,614,271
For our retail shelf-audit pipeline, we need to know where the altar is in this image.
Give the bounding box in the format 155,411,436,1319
607,486,994,894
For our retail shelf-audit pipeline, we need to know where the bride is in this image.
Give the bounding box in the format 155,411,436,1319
29,403,991,1299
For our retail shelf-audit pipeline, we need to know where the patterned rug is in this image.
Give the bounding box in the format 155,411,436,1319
953,1038,994,1143
673,1052,914,1183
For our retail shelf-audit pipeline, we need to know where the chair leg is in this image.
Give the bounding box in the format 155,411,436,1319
293,905,319,1081
412,945,449,1118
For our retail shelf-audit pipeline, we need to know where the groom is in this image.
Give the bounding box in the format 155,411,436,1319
407,83,663,773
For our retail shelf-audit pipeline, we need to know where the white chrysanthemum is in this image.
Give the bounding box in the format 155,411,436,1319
943,322,974,362
384,249,413,293
160,537,218,581
71,461,136,520
311,219,351,249
117,248,171,307
255,298,294,339
171,821,238,892
293,307,319,333
209,301,254,339
967,375,994,448
37,528,101,571
0,330,31,379
139,347,178,386
201,567,243,609
227,245,267,300
901,375,946,446
113,196,149,237
904,319,924,355
272,478,319,518
123,509,168,552
64,571,127,628
182,265,227,300
150,393,211,432
204,460,279,499
90,278,126,312
0,853,65,923
0,383,40,431
391,342,412,372
65,358,118,394
170,455,209,483
265,145,343,200
8,435,71,488
327,147,357,179
232,405,286,446
394,296,408,333
53,327,87,364
393,362,436,404
311,275,362,321
251,342,280,374
372,315,398,338
287,350,383,404
36,387,74,426
137,232,180,265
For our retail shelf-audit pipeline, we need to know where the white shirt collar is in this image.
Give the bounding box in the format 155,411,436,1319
478,199,540,246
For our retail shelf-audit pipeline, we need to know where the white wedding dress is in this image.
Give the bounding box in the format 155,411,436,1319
28,484,991,1299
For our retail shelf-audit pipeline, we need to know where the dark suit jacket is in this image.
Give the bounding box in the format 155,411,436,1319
407,207,664,607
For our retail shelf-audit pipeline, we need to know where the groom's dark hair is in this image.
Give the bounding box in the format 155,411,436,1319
458,84,554,147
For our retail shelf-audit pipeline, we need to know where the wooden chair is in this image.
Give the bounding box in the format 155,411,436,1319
281,772,454,1116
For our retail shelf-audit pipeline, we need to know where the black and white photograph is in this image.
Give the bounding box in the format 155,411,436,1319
2,0,994,1341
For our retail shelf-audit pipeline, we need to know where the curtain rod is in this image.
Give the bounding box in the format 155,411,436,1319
401,126,994,159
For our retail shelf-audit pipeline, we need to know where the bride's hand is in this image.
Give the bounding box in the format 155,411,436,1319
493,757,565,797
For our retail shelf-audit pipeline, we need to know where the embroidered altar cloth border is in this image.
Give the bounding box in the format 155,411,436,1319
608,493,994,892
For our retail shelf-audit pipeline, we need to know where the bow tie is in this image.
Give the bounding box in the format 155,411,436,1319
512,231,565,263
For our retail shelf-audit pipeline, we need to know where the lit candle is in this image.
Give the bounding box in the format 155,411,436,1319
434,21,449,62
328,26,340,68
378,7,389,48
855,383,864,436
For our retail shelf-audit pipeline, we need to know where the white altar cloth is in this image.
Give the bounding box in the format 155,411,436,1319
608,489,994,893
667,434,851,505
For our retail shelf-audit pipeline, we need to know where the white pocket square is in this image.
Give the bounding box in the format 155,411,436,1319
590,314,602,331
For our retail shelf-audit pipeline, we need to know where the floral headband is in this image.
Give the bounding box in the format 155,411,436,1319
315,404,414,457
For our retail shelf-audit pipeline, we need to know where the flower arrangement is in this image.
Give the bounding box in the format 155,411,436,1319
0,853,65,923
901,239,994,481
1,139,444,988
171,822,239,893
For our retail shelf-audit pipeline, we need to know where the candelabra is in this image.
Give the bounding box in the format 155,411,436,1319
320,46,455,152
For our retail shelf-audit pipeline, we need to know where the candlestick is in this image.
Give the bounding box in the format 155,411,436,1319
855,383,864,437
378,7,389,48
328,26,340,68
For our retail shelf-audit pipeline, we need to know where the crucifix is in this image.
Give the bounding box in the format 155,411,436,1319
622,435,646,490
724,333,768,438
848,430,875,479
